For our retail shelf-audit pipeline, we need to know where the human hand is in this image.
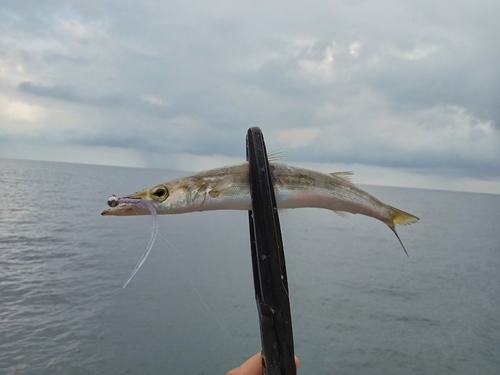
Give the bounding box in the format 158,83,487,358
226,352,300,375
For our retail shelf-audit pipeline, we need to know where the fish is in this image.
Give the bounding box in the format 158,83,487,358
102,162,419,255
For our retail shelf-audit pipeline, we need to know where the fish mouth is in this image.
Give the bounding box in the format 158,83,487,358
101,206,150,216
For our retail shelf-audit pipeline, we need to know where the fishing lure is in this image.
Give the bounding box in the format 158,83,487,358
107,195,158,288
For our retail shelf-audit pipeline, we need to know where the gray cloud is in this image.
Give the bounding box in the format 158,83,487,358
1,0,499,192
19,82,80,102
18,81,137,108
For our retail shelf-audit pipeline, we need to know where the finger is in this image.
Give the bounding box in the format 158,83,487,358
226,353,262,375
294,355,300,370
226,353,300,375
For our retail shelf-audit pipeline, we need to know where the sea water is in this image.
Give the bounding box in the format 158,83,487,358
0,158,499,374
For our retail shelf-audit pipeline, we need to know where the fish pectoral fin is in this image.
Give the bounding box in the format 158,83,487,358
334,210,353,224
208,177,234,197
330,171,354,182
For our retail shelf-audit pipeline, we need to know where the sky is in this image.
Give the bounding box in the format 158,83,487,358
1,1,499,194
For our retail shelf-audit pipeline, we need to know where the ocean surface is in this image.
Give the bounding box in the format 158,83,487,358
0,158,499,375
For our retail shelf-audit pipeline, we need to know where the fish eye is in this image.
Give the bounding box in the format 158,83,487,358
151,185,169,202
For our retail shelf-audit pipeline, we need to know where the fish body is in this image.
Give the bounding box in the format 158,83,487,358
104,162,419,284
101,162,418,233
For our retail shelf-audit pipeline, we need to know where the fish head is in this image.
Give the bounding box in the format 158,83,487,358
101,181,193,216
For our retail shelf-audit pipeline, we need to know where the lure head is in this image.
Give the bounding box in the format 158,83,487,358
107,195,119,207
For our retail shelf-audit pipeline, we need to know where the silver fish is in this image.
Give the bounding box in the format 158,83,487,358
102,162,419,254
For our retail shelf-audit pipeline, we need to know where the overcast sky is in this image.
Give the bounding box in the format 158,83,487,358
1,1,499,193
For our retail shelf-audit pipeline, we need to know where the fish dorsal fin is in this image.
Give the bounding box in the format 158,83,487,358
208,176,233,197
330,171,354,182
334,210,353,224
268,150,287,163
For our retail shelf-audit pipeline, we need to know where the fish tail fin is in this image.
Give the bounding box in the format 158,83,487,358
388,207,419,257
391,206,419,226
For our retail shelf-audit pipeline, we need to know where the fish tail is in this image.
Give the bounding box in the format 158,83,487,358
387,206,419,257
391,206,419,226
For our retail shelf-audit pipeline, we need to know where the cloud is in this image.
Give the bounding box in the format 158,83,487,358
349,42,362,58
18,81,133,109
19,82,80,102
278,127,323,149
0,96,45,123
141,95,170,107
0,0,499,193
